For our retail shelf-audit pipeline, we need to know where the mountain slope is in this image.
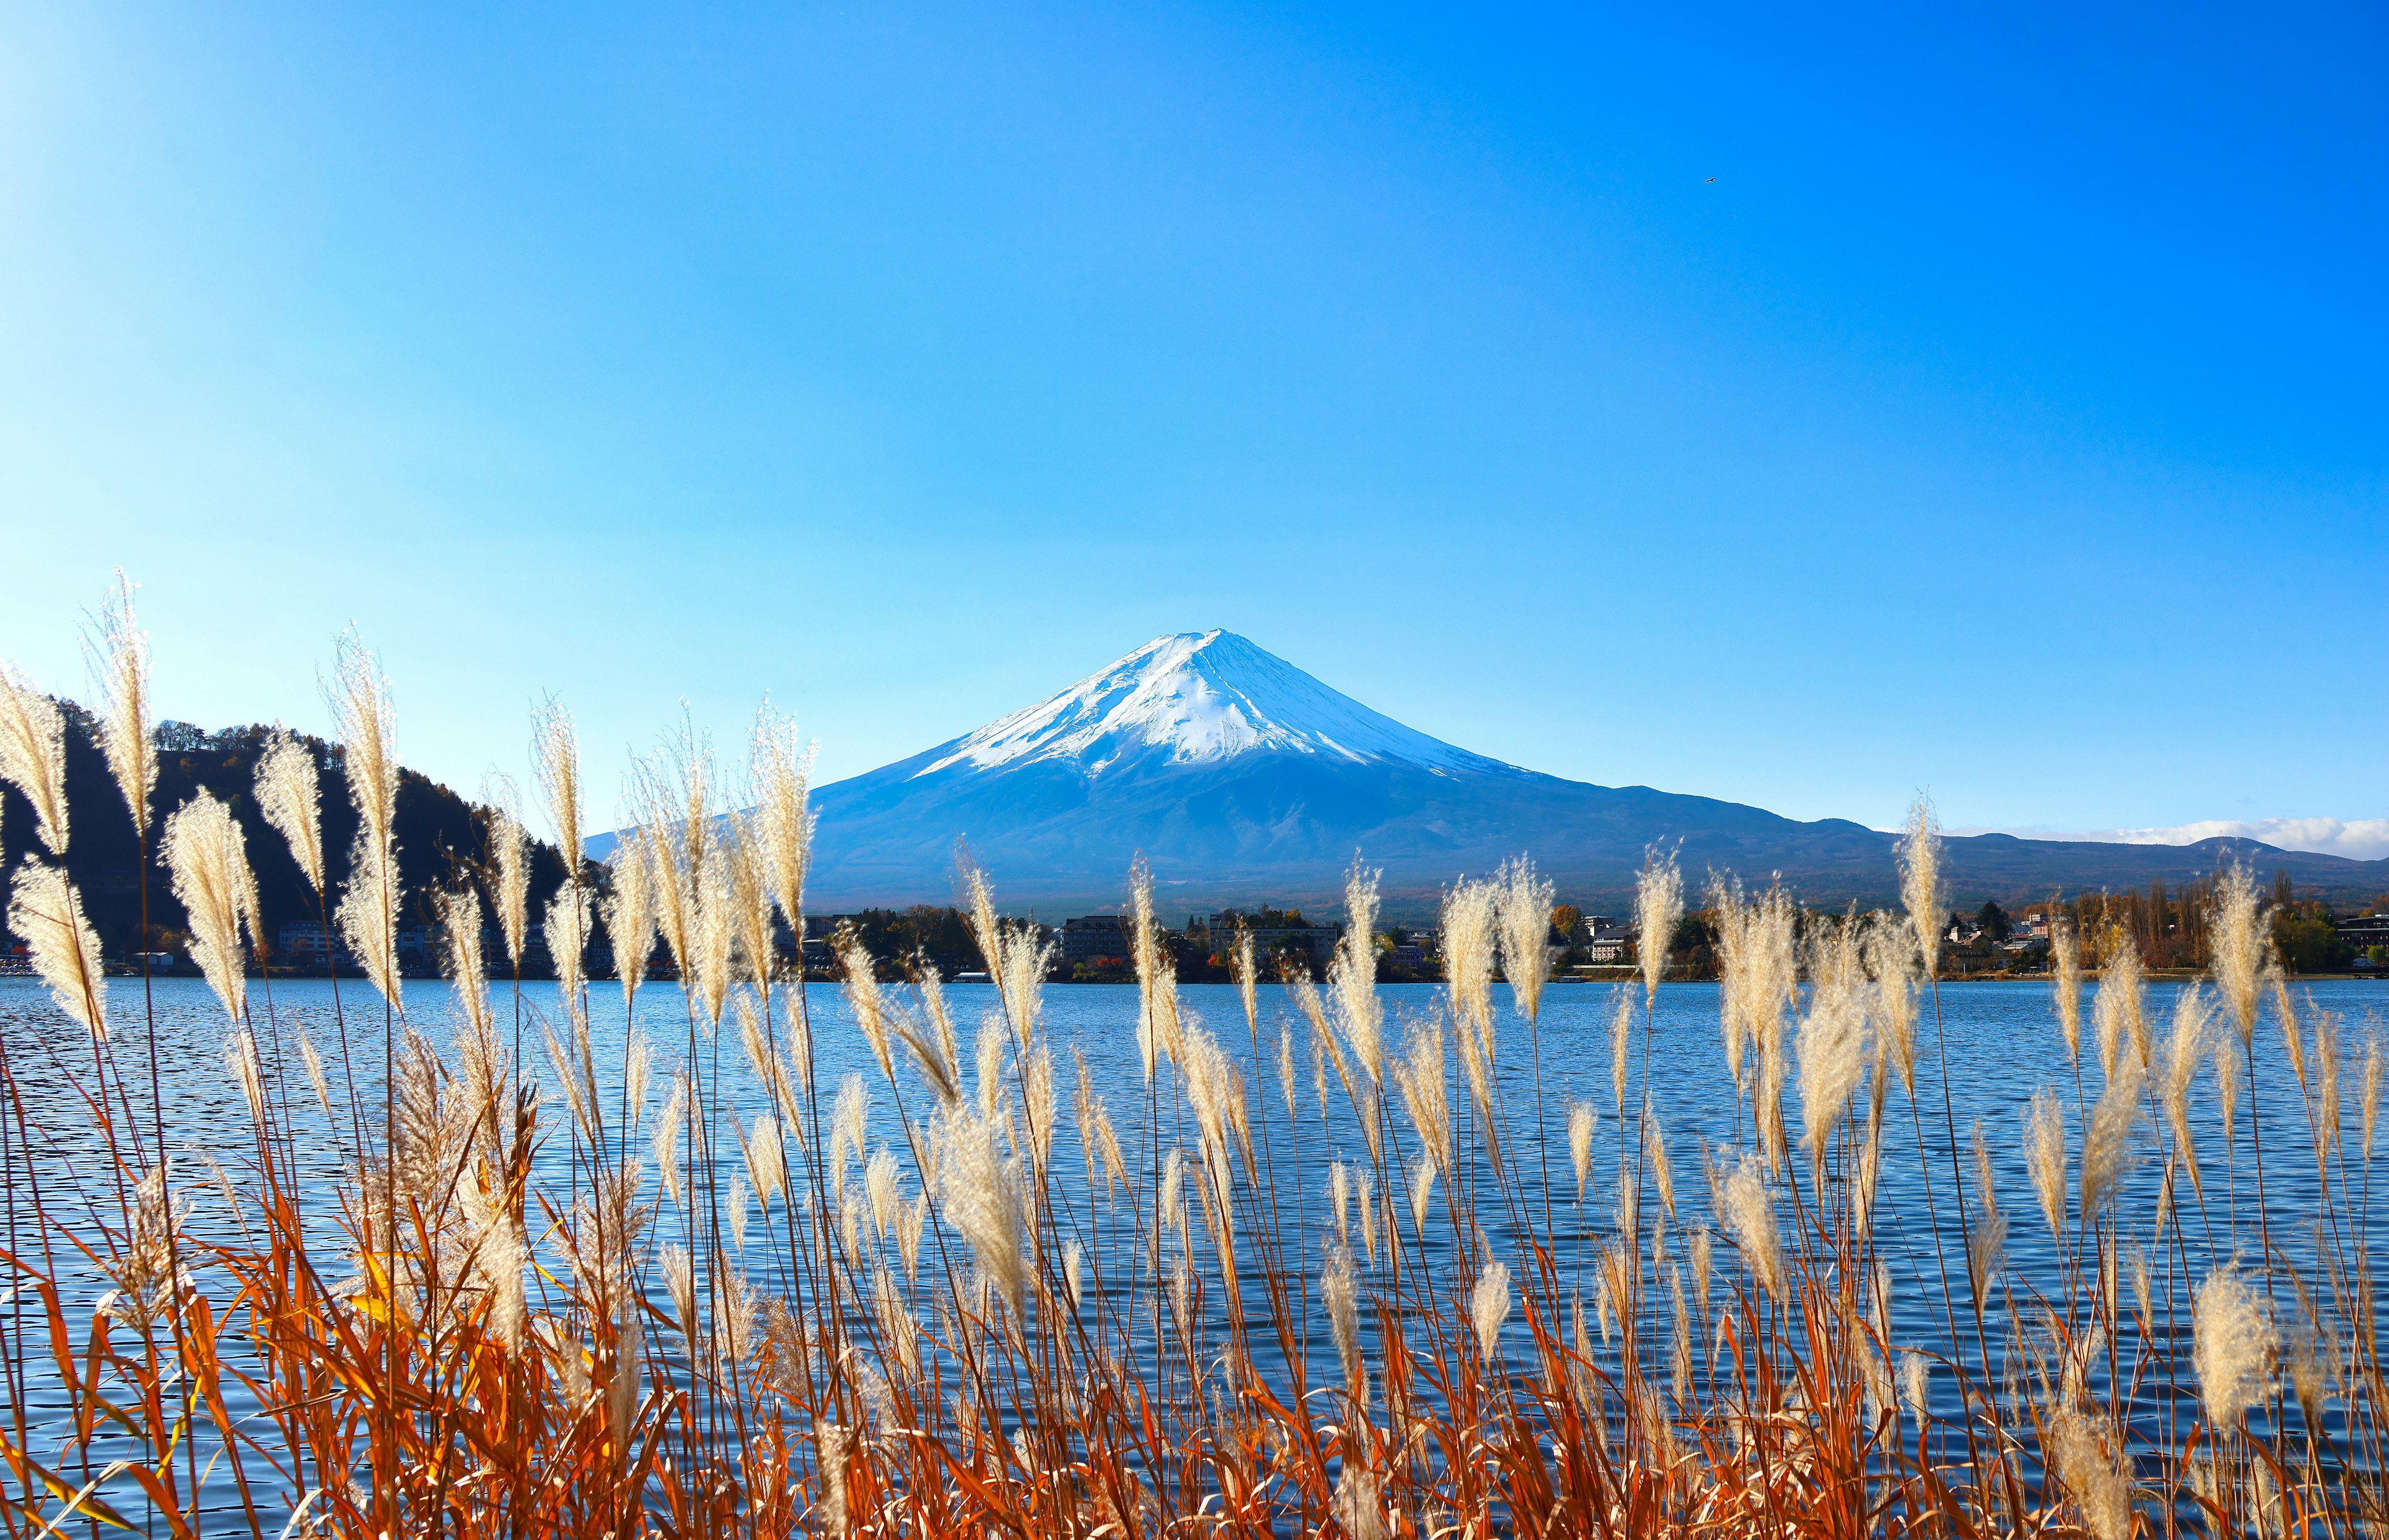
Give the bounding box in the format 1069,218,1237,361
797,631,2388,914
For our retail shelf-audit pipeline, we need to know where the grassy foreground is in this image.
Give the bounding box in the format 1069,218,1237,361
2,598,2385,1540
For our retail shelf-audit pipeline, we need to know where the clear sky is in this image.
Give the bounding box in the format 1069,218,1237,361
4,2,2383,856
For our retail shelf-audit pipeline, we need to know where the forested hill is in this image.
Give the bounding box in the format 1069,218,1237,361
0,702,575,958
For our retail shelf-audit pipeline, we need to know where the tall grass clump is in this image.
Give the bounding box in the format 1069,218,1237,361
2,598,2387,1540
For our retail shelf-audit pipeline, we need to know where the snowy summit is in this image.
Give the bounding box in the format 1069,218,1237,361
917,629,1518,781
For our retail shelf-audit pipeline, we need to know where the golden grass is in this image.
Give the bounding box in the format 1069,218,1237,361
2,608,2387,1540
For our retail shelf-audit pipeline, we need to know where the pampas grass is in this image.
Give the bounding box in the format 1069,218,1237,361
0,662,68,855
9,614,2389,1540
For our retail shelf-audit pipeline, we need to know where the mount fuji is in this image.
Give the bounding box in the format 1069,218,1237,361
799,631,2386,914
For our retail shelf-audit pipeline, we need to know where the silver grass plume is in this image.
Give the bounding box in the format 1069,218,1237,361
440,888,494,1049
1129,856,1170,1081
1865,911,1919,1095
1569,1101,1598,1200
1636,845,1683,1005
2312,1005,2341,1164
0,664,68,855
1898,798,1944,981
332,636,401,1008
1331,859,1385,1085
2023,1087,2067,1237
1794,927,1869,1172
2095,928,2148,1077
2164,984,2215,1197
605,829,656,1007
691,840,735,1025
1720,1151,1784,1300
727,815,776,986
837,930,896,1079
1407,1155,1437,1238
2080,1041,2147,1221
752,703,813,934
2362,1031,2382,1154
256,731,326,896
225,1028,266,1124
533,699,581,888
2211,861,2265,1047
1609,985,1634,1114
1322,1245,1362,1389
163,792,255,1023
2269,968,2305,1089
1646,1108,1678,1218
2052,910,2083,1069
1392,1014,1453,1177
1966,1123,2006,1310
1440,878,1497,1067
941,1107,1027,1320
485,791,529,968
88,573,155,839
546,884,592,1014
2194,1262,2278,1429
1494,854,1554,1026
1470,1258,1512,1363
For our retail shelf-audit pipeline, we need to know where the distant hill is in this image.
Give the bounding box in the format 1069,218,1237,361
761,631,2387,917
0,703,573,957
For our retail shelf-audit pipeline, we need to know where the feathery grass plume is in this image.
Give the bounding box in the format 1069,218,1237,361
2050,909,2084,1066
1851,1132,1881,1238
459,1163,527,1355
659,1241,698,1342
1495,854,1554,1026
1331,858,1386,1084
2164,983,2215,1197
752,702,813,927
689,840,735,1024
1275,1019,1297,1118
0,663,69,855
2363,1030,2383,1154
2049,1412,2134,1540
898,989,963,1109
604,828,656,1006
485,793,529,968
1720,1151,1784,1300
2080,1042,2147,1221
1901,1352,1930,1422
1441,876,1498,1063
2024,1087,2068,1237
1408,1156,1437,1238
2093,927,2148,1073
1471,1259,1512,1363
1897,797,1944,981
1129,856,1171,1080
1609,984,1634,1114
727,814,780,987
2195,1262,2278,1428
1392,1014,1453,1177
1645,1109,1677,1218
1322,1245,1362,1388
1710,876,1754,1086
1636,845,1683,1004
939,1106,1028,1321
2312,1006,2341,1164
653,1074,687,1208
533,699,582,888
546,884,592,1014
164,792,256,1023
1690,1225,1714,1319
974,1011,1008,1119
1794,937,1868,1171
1569,1101,1598,1200
748,1113,788,1209
2210,859,2268,1046
439,888,493,1047
89,573,155,838
865,1146,900,1240
2016,1093,2074,1241
2212,1023,2243,1154
254,730,327,898
1863,909,1919,1095
333,633,398,864
2265,967,2306,1093
831,1074,870,1192
298,1032,335,1118
1966,1123,2006,1310
1330,1161,1351,1248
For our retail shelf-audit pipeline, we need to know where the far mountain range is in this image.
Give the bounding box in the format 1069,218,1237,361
767,631,2384,918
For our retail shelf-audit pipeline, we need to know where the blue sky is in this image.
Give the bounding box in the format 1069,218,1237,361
3,2,2384,853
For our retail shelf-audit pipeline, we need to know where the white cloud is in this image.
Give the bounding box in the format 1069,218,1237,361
1951,817,2389,863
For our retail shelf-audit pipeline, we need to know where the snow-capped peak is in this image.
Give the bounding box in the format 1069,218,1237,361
916,631,1516,781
